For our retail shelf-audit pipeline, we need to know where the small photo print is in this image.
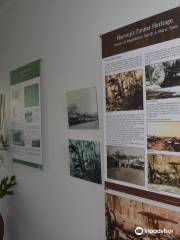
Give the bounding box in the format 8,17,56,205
11,88,24,121
148,154,180,195
146,59,180,100
69,139,101,184
12,129,25,147
105,69,143,111
32,137,40,148
147,121,180,152
66,87,99,129
107,146,145,186
25,111,32,123
24,83,39,107
105,193,180,240
12,88,22,103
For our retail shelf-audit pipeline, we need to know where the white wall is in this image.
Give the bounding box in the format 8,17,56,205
0,0,180,239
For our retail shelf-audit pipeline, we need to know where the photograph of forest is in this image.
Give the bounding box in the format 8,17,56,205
106,193,180,240
68,139,101,184
148,154,180,195
105,69,143,111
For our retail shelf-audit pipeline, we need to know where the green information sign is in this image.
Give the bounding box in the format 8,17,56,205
10,60,43,169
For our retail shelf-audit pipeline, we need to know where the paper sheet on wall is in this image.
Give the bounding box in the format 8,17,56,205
10,60,42,168
102,7,180,198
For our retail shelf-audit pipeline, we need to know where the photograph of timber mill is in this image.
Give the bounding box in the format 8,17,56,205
66,87,99,129
105,69,143,111
107,146,145,186
148,154,180,195
105,193,180,240
146,59,180,100
148,122,180,152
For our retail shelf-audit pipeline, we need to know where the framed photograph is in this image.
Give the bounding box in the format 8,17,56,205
107,145,145,186
146,59,180,100
66,87,99,129
68,139,102,184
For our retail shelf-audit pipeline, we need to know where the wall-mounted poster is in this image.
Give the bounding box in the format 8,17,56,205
10,60,42,169
105,192,180,240
66,87,99,129
68,139,102,184
102,6,180,205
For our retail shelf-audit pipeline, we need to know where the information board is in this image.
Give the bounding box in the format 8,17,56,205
102,7,180,206
10,60,43,168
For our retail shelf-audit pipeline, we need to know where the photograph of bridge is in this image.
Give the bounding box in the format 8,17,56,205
105,69,143,111
105,193,180,240
107,146,145,186
146,59,180,100
66,87,99,129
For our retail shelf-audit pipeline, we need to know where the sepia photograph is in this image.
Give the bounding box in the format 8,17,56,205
69,139,101,184
148,122,180,152
146,59,180,100
66,87,99,129
107,146,145,186
105,69,143,111
105,192,180,240
12,129,25,147
148,154,180,195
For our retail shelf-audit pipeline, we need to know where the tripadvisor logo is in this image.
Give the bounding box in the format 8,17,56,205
135,227,174,236
135,227,144,236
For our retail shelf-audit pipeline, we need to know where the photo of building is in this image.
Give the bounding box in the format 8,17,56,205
107,146,145,186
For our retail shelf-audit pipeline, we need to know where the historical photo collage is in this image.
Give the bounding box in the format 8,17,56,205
146,58,180,196
105,68,145,187
103,44,180,196
102,6,180,240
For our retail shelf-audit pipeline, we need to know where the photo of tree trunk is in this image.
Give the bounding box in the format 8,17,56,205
68,139,101,184
105,69,143,111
